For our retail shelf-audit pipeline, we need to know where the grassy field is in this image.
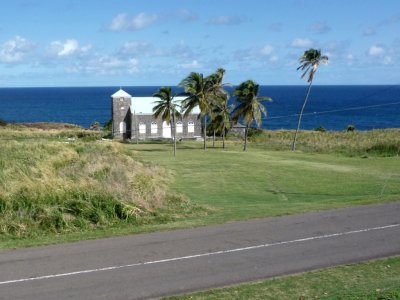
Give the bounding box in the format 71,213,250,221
0,126,399,248
129,133,400,224
165,256,400,300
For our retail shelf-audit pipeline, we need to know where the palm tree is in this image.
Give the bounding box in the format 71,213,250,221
153,87,181,157
210,93,232,149
206,68,229,148
180,69,227,150
232,80,271,151
292,48,328,151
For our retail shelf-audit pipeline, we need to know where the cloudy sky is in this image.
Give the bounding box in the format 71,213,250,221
0,0,399,87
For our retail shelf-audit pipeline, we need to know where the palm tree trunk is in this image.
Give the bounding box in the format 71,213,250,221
172,114,176,157
243,124,249,151
203,115,207,150
213,129,215,148
292,79,313,151
222,124,225,149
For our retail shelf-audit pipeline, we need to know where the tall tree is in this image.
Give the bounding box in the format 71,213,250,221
210,93,232,149
206,68,229,148
232,80,271,151
180,69,227,150
153,87,181,157
292,48,328,151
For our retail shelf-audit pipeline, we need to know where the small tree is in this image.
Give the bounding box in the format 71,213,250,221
232,80,271,151
292,48,328,151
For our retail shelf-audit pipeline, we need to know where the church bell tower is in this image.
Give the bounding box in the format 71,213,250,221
111,89,132,139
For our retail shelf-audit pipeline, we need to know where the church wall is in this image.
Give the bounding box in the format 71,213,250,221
130,114,201,140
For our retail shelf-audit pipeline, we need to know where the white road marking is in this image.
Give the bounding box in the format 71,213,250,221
0,223,398,286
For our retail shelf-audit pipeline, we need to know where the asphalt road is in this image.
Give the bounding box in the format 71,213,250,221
1,202,399,300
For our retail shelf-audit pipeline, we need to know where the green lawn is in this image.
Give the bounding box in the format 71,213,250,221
165,256,400,300
129,141,400,224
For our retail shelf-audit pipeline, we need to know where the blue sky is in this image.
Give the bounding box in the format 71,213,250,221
0,0,399,87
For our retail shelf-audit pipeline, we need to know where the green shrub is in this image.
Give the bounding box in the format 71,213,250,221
346,124,356,132
314,126,326,132
366,143,400,157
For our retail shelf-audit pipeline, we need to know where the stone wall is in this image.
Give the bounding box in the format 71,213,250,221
131,114,202,140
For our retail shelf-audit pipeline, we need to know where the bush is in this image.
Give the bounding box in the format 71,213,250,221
103,119,112,131
314,126,326,132
0,119,7,126
366,143,400,157
247,128,264,137
346,124,356,132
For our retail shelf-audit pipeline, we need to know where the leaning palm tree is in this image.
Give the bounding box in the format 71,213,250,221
180,69,227,150
153,87,181,157
292,48,328,151
232,80,271,151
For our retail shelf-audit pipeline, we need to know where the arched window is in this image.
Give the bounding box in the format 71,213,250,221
162,121,171,138
176,121,183,133
151,122,158,134
119,121,126,133
188,121,195,133
139,122,146,134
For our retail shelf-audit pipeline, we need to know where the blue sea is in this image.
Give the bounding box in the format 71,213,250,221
0,85,399,131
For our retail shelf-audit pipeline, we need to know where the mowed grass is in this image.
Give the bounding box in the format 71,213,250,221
165,256,400,300
129,137,400,224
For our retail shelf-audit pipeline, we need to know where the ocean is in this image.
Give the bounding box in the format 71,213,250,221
0,85,399,131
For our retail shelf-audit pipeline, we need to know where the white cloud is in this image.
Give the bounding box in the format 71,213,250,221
269,55,278,62
368,45,385,56
49,39,91,57
367,45,395,65
309,21,331,34
383,56,393,65
178,60,202,69
118,41,152,56
109,13,158,31
260,45,274,56
176,9,197,22
85,56,139,74
0,36,34,63
290,38,314,48
208,15,244,25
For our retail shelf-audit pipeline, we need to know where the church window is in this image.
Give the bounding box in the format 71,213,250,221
176,121,183,133
188,121,195,133
139,122,146,134
151,122,158,134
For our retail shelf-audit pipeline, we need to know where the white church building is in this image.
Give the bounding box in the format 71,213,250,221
111,89,202,140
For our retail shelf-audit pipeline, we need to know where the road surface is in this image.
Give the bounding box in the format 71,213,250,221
0,201,399,299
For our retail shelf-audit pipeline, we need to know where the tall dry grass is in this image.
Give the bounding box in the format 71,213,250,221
247,129,400,156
